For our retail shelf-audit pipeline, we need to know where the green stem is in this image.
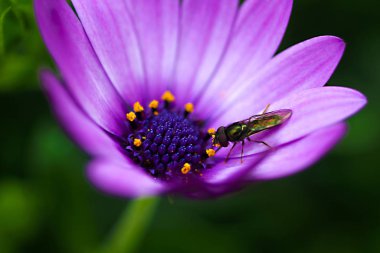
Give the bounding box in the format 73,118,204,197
100,197,160,253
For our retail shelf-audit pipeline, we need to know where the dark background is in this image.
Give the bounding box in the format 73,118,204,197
0,0,379,252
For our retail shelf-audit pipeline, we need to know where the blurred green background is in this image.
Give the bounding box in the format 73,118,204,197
0,0,379,252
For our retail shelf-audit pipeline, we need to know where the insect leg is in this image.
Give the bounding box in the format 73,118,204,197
240,140,245,163
215,146,222,153
254,140,272,149
247,137,272,150
225,142,237,163
262,104,271,114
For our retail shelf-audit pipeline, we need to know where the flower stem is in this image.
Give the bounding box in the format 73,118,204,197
100,197,160,253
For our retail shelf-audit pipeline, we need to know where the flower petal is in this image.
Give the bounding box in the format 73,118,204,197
223,86,366,158
249,123,347,180
197,0,293,113
172,0,238,105
70,0,146,103
202,154,265,186
87,159,166,197
34,0,126,135
207,36,346,125
127,0,180,100
40,70,121,157
191,123,345,197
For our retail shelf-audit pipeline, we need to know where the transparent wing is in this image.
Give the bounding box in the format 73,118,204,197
243,109,292,135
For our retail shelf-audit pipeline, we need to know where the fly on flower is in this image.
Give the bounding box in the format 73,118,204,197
212,106,292,162
35,0,367,198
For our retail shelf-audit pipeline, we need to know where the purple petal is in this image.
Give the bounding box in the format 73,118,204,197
41,71,123,157
87,159,166,197
202,153,265,186
192,123,345,196
70,0,146,103
172,0,238,105
197,0,292,114
34,0,126,136
224,86,366,157
249,123,347,180
127,0,180,100
206,36,346,125
181,153,265,199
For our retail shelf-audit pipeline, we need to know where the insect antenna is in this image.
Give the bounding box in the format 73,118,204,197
262,104,271,114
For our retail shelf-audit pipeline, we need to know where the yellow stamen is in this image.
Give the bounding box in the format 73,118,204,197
149,100,159,109
181,163,191,175
206,149,216,157
213,143,221,148
161,91,175,102
133,138,142,147
133,102,144,113
126,112,137,122
184,103,194,113
154,111,159,116
208,128,216,135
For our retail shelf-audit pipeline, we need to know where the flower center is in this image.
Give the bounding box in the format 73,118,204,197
122,91,216,181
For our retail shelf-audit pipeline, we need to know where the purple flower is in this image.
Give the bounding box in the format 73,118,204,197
35,0,366,198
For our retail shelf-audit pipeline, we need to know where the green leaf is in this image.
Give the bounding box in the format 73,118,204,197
0,6,11,55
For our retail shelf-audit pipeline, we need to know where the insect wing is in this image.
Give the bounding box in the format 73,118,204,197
245,109,292,134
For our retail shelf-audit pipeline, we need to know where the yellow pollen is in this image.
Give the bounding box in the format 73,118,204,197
181,163,191,175
161,90,175,102
208,128,216,135
133,102,144,112
213,143,221,148
126,112,136,122
149,100,159,109
133,138,142,147
154,111,159,116
184,103,194,113
206,149,216,157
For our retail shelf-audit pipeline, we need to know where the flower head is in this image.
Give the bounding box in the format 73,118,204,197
35,0,366,198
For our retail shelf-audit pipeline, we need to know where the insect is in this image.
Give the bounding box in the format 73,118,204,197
212,105,292,162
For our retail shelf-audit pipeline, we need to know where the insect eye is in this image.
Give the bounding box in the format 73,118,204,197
215,127,229,147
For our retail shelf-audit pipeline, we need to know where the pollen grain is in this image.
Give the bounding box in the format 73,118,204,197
126,112,137,122
185,103,194,113
133,102,144,113
206,149,216,157
161,91,175,102
149,100,159,109
213,143,221,148
133,138,142,147
208,128,216,135
181,163,191,175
